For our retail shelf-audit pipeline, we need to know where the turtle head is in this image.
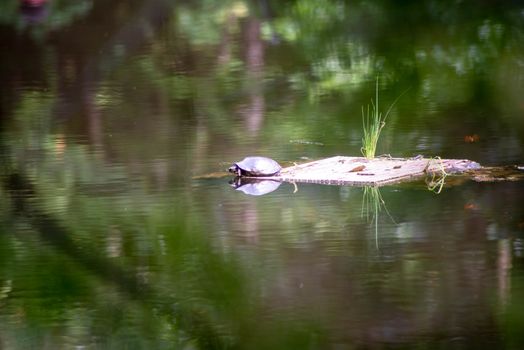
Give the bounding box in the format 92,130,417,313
228,164,241,176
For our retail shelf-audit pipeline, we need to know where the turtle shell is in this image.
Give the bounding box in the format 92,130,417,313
229,156,281,176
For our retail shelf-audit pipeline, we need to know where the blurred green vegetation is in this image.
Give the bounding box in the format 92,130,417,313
2,0,523,161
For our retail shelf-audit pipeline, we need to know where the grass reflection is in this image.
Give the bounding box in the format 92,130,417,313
361,186,394,249
425,157,449,194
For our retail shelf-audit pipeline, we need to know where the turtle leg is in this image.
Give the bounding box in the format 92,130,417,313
237,169,242,177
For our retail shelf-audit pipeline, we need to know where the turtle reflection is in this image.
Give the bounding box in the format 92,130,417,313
230,177,282,196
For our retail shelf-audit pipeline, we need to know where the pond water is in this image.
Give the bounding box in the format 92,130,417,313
1,0,524,348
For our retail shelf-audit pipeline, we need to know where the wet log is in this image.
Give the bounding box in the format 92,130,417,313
250,156,481,186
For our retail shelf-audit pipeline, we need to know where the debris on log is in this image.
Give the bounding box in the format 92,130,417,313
248,156,482,186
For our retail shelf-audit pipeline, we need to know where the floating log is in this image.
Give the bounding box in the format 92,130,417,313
248,156,481,186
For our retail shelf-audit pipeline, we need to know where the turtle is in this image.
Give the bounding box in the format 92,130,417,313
228,156,281,177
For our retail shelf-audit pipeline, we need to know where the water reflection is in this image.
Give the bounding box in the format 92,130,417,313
19,0,48,24
221,181,522,347
230,177,282,196
1,0,524,348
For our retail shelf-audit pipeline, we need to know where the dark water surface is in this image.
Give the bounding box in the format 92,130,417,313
1,0,524,348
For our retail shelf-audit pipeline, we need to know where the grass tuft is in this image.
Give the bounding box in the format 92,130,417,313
361,77,402,159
